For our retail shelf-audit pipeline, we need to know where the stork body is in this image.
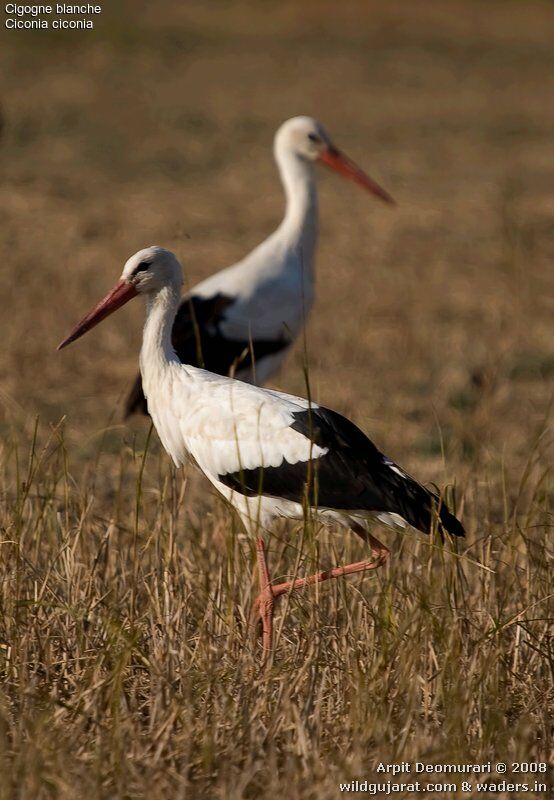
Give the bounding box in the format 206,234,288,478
125,117,393,416
60,247,464,656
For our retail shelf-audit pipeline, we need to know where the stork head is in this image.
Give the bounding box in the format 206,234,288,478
275,116,333,161
58,246,183,350
274,115,395,205
121,246,184,294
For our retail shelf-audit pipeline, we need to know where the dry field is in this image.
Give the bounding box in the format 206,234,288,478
0,1,553,798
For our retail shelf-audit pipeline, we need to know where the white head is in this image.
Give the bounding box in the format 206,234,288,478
274,116,333,162
273,115,395,203
58,246,183,350
121,246,184,295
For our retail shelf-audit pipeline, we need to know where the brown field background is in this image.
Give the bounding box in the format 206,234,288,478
0,2,552,798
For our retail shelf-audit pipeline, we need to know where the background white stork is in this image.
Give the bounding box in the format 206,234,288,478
124,116,394,417
59,247,464,655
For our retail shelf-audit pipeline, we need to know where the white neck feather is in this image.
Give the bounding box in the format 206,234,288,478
275,145,319,265
139,281,197,462
140,284,181,383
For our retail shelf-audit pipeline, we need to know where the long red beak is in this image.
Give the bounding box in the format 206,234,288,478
57,280,138,350
318,146,395,205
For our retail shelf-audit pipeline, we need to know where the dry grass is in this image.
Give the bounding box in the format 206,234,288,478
0,1,553,797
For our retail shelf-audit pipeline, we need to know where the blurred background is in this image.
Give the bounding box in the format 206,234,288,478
1,0,552,487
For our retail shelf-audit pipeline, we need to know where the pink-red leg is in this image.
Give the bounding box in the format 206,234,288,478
251,537,275,656
250,528,390,656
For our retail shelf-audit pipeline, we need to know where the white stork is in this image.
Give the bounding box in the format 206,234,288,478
59,247,464,655
124,116,394,417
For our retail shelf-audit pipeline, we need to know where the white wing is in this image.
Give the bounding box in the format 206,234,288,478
152,364,325,479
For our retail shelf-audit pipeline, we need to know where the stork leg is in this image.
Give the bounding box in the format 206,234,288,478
250,526,389,655
253,537,275,656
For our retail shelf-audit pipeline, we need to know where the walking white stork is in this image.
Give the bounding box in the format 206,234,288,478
59,247,464,655
124,116,394,417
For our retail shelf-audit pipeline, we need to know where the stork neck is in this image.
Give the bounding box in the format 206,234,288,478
276,148,319,256
141,284,181,367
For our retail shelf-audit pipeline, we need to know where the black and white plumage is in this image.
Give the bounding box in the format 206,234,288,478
218,405,463,538
125,292,291,416
60,247,464,546
125,116,394,417
59,246,464,655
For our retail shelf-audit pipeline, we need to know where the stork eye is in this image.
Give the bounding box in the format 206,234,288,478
308,133,321,143
133,260,151,275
